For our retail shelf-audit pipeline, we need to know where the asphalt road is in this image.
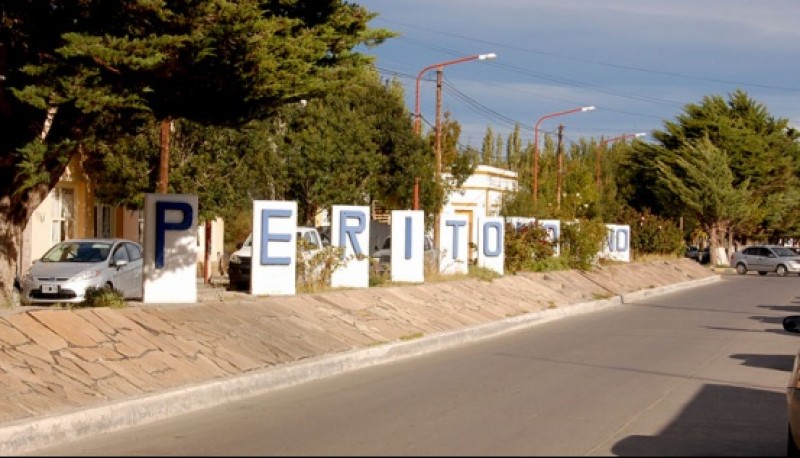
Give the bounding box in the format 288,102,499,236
29,274,800,456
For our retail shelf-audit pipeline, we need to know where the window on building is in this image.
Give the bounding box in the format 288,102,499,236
96,205,113,238
51,187,75,243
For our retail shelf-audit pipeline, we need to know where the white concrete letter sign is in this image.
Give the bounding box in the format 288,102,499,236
252,200,298,295
143,193,198,303
477,216,504,275
391,210,425,283
440,214,469,275
331,205,370,288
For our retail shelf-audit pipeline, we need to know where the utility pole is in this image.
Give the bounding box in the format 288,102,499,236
433,69,443,251
158,117,171,193
555,124,564,211
595,142,604,191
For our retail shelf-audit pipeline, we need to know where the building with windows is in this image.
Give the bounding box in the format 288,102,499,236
17,153,224,283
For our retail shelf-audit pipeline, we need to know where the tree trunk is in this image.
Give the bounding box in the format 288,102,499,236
159,118,171,193
708,222,719,267
0,183,51,306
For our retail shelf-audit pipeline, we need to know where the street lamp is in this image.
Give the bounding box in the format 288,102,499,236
532,105,595,206
595,132,646,189
413,53,497,135
413,52,497,251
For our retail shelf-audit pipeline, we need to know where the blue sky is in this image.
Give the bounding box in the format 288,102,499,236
356,0,800,150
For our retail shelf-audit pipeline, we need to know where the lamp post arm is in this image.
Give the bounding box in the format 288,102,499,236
531,105,595,205
414,53,496,134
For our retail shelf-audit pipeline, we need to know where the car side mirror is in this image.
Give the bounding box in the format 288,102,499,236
784,316,800,334
114,259,129,269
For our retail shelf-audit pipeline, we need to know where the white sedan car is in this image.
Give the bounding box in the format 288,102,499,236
20,238,143,305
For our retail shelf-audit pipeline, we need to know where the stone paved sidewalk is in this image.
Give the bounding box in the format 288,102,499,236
0,259,717,455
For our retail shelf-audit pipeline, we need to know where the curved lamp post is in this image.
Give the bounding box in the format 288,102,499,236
532,105,595,205
413,53,497,135
413,52,496,251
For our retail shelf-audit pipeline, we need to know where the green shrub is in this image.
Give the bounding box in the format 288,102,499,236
296,244,346,293
559,218,608,271
529,255,570,272
75,287,126,309
504,222,554,273
614,207,685,257
467,264,502,281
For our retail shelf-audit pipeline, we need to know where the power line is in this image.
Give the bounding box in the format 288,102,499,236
377,18,800,93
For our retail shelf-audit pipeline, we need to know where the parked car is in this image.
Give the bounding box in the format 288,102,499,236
20,238,143,305
371,234,437,274
685,245,700,260
317,225,331,247
227,226,323,291
684,245,710,264
730,245,800,277
782,316,800,455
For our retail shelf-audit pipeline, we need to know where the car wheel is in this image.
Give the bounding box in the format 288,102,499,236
736,263,747,275
789,423,800,457
758,271,768,276
778,265,788,277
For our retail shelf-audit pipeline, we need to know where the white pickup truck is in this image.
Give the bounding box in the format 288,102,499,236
227,226,323,291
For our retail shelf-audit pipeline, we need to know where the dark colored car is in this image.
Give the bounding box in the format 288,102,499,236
685,245,710,264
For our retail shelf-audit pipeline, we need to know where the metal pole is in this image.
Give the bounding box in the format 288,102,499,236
414,53,496,136
556,124,564,211
433,69,443,251
531,106,595,207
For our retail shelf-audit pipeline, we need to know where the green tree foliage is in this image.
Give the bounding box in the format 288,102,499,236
505,124,524,173
622,90,800,247
427,110,463,171
559,218,608,271
595,138,642,223
424,111,477,206
272,73,432,225
503,222,554,273
0,0,393,305
494,133,503,166
481,126,495,165
85,117,287,222
613,207,685,257
653,136,753,265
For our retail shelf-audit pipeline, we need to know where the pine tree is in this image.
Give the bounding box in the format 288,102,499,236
0,0,394,305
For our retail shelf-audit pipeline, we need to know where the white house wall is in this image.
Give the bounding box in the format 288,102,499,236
19,195,57,278
442,165,518,252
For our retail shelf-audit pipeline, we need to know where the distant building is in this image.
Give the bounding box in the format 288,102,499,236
442,164,518,260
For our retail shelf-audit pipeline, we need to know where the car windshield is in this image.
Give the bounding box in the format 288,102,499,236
774,247,798,257
41,241,112,263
